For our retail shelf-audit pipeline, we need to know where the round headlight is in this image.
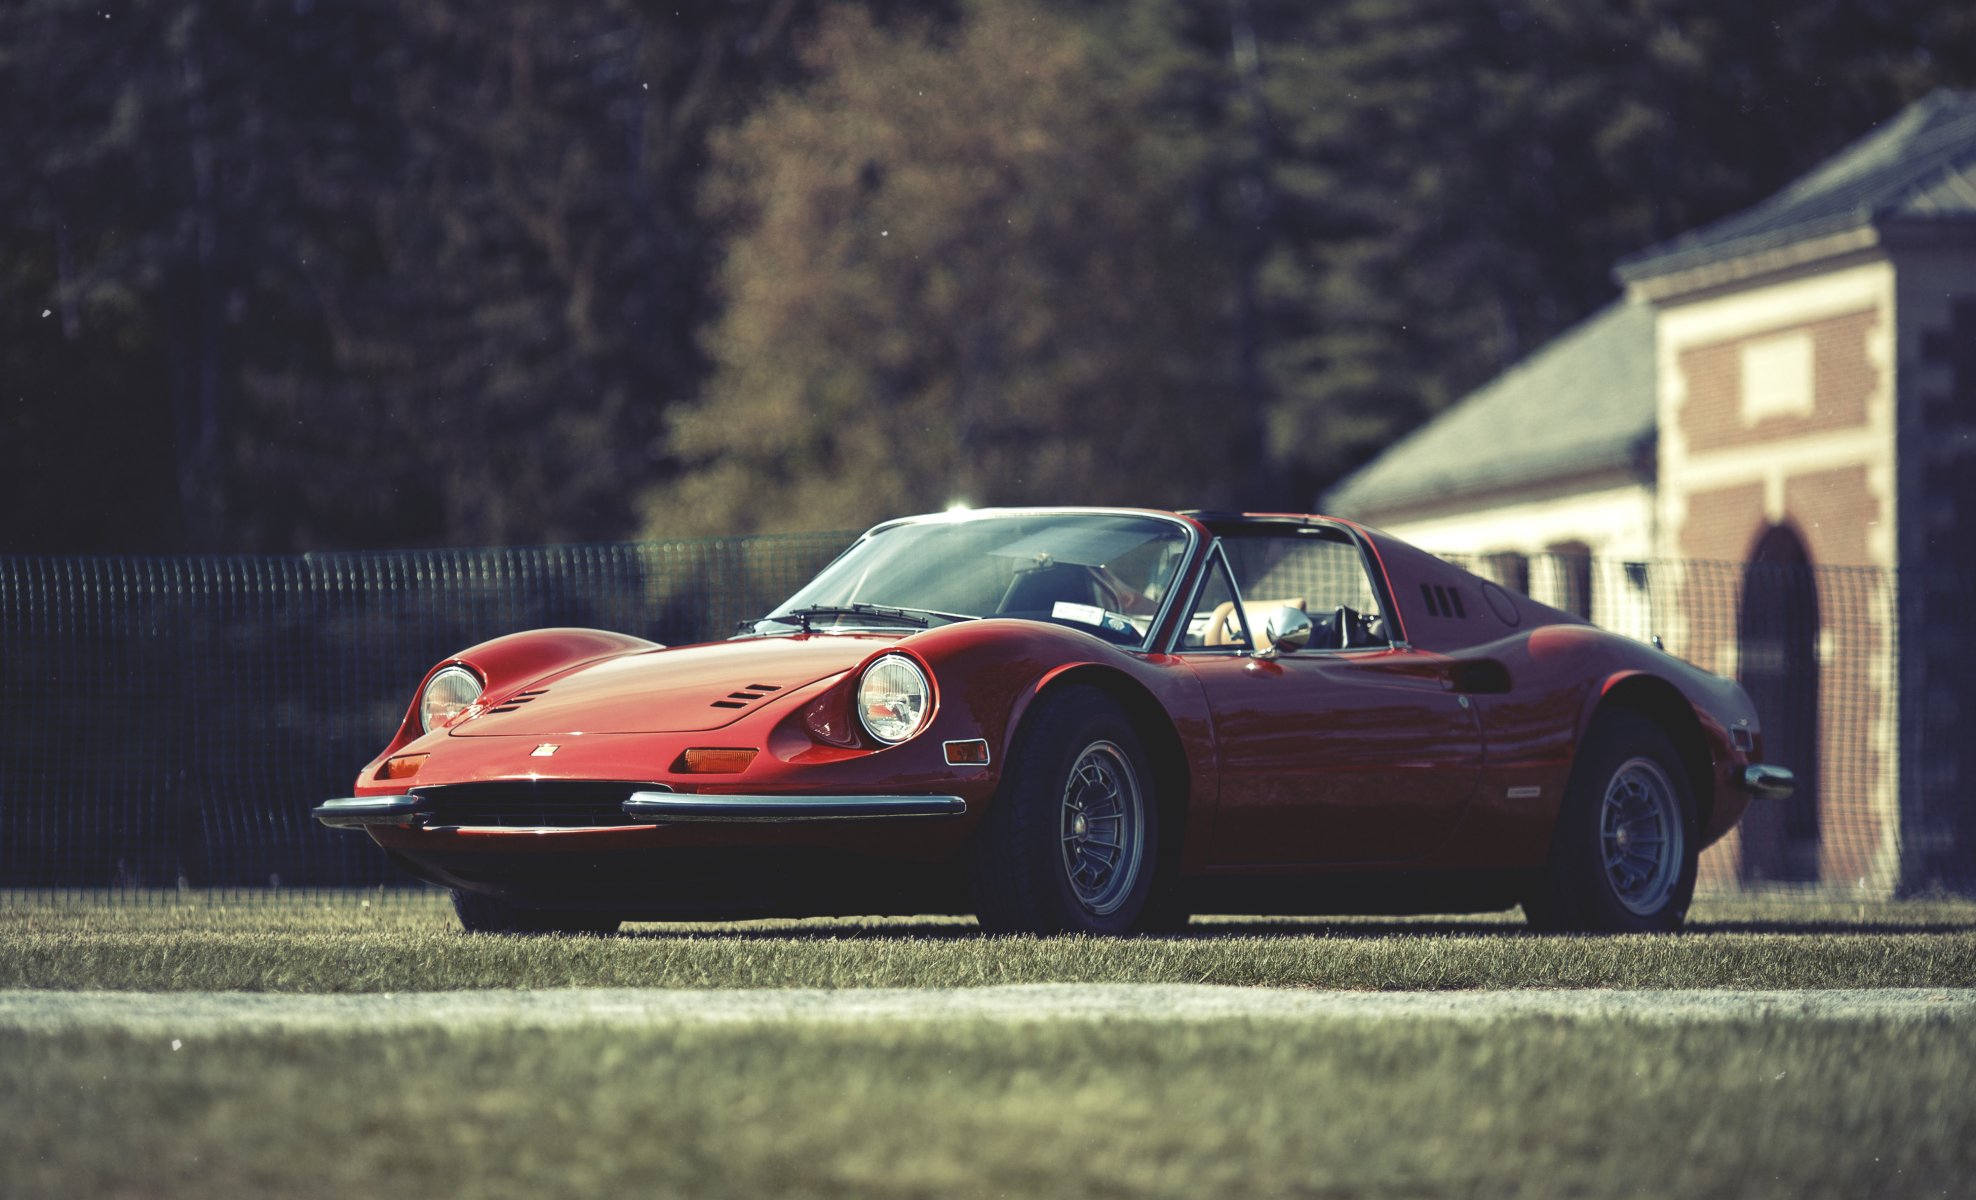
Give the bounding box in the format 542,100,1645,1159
420,665,483,733
856,655,932,745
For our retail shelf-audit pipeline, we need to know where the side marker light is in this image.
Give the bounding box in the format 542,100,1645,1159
680,748,759,774
943,739,991,766
377,754,428,781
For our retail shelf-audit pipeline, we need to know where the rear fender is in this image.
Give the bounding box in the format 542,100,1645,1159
1583,670,1732,845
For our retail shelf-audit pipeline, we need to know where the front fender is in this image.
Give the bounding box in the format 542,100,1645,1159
363,627,662,780
902,619,1219,871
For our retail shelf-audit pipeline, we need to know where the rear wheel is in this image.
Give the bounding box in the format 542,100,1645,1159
968,686,1160,935
451,889,620,935
1524,711,1698,933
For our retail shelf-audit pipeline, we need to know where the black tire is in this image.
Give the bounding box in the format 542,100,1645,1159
1524,711,1699,933
967,686,1161,935
451,889,620,936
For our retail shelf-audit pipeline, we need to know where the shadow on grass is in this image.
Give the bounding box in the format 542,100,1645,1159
1187,917,1976,937
612,914,1976,941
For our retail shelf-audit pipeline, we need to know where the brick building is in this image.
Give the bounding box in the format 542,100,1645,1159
1325,90,1976,894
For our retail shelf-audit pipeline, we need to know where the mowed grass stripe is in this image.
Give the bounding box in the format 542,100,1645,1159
7,985,1976,1034
7,898,1974,992
5,927,1976,992
6,1016,1972,1199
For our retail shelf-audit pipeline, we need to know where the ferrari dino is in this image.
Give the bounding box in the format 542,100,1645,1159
315,507,1792,934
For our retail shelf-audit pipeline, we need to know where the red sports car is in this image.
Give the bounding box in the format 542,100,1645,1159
316,507,1792,935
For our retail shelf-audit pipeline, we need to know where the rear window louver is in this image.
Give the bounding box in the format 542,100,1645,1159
1419,584,1466,619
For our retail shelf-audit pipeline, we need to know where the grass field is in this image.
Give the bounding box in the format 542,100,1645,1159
4,893,1974,992
7,1010,1972,1198
6,895,1973,1198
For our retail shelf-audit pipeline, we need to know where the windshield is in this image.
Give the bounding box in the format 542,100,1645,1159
753,512,1192,647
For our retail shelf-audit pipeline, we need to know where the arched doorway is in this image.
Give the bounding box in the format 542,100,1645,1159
1737,525,1821,882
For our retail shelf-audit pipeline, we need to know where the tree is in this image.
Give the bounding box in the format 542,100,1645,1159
647,2,1244,536
0,0,835,552
6,0,1971,551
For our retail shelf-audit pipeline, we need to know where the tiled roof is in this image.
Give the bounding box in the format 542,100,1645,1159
1616,89,1976,283
1320,299,1655,519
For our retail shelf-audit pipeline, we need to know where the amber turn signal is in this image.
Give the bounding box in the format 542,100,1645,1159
377,753,428,781
942,739,990,766
679,748,758,774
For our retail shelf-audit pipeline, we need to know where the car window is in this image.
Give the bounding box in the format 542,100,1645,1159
1219,530,1389,650
1180,552,1250,651
757,511,1190,646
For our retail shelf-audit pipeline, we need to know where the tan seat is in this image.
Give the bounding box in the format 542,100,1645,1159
1205,597,1305,649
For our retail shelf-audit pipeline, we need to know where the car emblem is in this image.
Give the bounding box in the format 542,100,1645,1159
531,744,560,757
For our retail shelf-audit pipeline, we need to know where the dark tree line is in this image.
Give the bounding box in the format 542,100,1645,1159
3,0,1970,551
2,0,903,551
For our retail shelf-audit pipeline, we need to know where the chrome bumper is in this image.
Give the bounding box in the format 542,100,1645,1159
622,793,966,822
1739,763,1796,800
314,794,430,827
313,791,967,829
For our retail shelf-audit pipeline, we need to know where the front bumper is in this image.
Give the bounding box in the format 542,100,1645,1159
313,789,966,830
622,792,966,822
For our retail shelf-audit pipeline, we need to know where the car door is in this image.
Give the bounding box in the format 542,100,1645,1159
1179,529,1484,867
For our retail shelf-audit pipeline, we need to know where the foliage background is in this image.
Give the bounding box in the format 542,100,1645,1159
5,0,1973,550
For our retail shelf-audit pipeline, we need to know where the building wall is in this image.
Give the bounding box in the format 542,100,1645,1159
1337,238,1972,897
1370,482,1653,561
1653,256,1901,893
1893,241,1976,889
1362,481,1656,639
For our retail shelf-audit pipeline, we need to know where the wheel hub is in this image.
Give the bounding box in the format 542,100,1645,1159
1600,756,1683,917
1058,740,1145,917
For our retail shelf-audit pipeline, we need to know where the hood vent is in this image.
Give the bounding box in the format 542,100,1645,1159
711,682,783,710
447,638,864,738
490,687,550,714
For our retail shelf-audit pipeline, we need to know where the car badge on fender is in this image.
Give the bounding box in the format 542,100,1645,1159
531,744,560,757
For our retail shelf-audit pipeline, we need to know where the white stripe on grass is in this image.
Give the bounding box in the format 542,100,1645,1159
4,984,1973,1033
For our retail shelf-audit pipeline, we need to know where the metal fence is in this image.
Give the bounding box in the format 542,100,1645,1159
1,538,1969,901
1453,551,1972,898
0,533,853,895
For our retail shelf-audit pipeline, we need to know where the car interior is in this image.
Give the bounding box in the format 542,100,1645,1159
1198,528,1391,653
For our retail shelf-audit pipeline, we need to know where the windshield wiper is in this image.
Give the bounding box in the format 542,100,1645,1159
759,603,977,634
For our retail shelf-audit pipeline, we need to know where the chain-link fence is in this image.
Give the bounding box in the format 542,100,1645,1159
2,537,1969,901
1459,551,1972,897
0,533,853,897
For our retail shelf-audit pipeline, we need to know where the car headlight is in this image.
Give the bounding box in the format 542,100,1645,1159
856,655,932,745
419,665,483,733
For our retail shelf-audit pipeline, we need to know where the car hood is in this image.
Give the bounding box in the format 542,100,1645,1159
449,635,891,736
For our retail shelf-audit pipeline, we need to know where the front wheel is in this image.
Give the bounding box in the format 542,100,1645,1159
1524,711,1699,933
967,687,1160,935
451,889,620,936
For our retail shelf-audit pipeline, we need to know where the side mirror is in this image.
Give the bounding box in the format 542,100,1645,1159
1259,606,1312,657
